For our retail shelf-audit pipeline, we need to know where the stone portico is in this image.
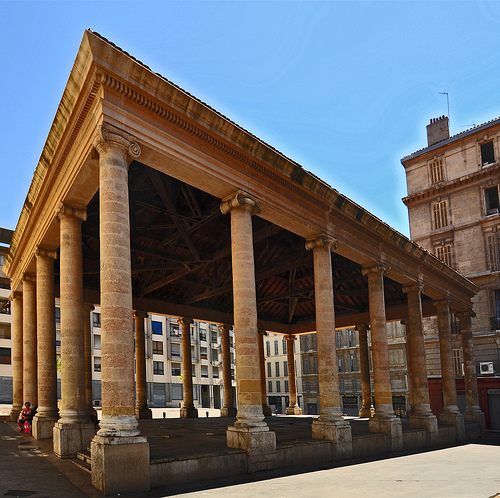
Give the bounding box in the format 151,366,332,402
4,30,484,495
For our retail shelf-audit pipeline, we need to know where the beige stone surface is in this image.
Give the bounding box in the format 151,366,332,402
9,293,23,421
22,277,37,406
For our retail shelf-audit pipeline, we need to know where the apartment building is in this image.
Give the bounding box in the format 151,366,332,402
0,229,13,402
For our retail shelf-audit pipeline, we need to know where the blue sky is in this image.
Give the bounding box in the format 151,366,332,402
2,1,500,237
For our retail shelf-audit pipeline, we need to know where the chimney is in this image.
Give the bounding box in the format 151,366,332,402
426,115,449,146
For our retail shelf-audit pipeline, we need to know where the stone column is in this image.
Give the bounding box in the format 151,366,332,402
83,304,95,416
33,248,59,439
22,275,37,407
306,235,352,459
9,293,23,422
219,324,237,417
434,299,465,441
53,205,95,457
134,311,152,419
457,310,485,436
258,330,272,416
221,191,276,472
285,335,302,415
356,324,374,418
179,317,197,418
91,124,149,495
362,264,402,451
403,284,438,444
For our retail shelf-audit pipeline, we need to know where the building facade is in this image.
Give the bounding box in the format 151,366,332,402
0,230,13,402
402,115,500,429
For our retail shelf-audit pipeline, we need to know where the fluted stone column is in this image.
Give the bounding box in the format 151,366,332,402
403,285,438,444
83,304,95,416
306,235,352,459
22,275,37,407
33,248,59,439
258,330,272,416
221,191,276,472
362,264,402,451
457,310,485,436
135,312,152,419
434,299,465,441
356,324,374,418
179,317,197,418
9,293,23,421
91,124,149,496
53,205,95,457
285,335,302,415
219,324,237,417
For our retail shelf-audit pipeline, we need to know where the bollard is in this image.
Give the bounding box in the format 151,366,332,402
206,411,209,417
163,412,166,418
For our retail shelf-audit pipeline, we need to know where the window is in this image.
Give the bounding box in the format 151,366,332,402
211,348,218,362
171,343,180,357
171,363,181,376
303,357,309,375
213,367,219,378
93,335,101,350
0,347,11,365
429,158,445,184
200,347,207,360
268,381,272,393
485,186,500,215
347,329,355,347
352,379,357,392
284,380,289,392
54,307,60,324
230,337,234,348
201,365,209,378
432,200,449,230
192,364,196,377
94,357,101,372
92,312,100,328
485,230,500,271
349,354,357,372
274,340,279,355
199,329,206,341
170,323,180,336
0,323,11,339
282,339,287,354
152,341,163,355
152,321,163,335
231,368,235,380
436,244,453,267
481,141,495,166
211,331,217,344
153,361,164,375
453,348,463,377
267,362,272,377
266,341,271,356
283,361,288,377
491,290,500,330
276,381,281,393
339,379,345,394
338,357,344,373
275,361,280,377
336,331,342,349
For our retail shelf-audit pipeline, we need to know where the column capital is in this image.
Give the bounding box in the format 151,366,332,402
22,273,36,283
56,202,87,222
305,234,337,252
355,324,370,333
9,291,23,302
284,334,297,341
402,283,425,295
93,123,141,162
258,330,268,337
433,298,451,308
220,190,261,216
361,263,388,277
35,247,58,260
133,311,149,319
455,309,476,319
218,323,233,332
177,317,194,326
83,303,95,312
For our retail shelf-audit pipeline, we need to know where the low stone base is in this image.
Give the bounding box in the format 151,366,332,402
409,413,438,445
439,410,465,442
311,418,352,459
464,408,486,437
53,421,95,458
180,406,198,418
358,407,374,418
220,406,237,417
286,406,303,415
32,415,58,440
227,425,277,472
91,435,150,495
10,405,22,423
135,407,153,420
369,416,403,452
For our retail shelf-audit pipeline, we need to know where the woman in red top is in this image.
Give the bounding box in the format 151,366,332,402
18,402,32,432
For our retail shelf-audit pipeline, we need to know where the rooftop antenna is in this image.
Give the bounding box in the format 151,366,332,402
439,92,450,119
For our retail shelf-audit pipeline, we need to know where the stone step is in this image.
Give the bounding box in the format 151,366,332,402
77,449,91,465
71,457,91,474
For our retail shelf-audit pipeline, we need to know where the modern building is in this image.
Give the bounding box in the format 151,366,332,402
402,115,500,429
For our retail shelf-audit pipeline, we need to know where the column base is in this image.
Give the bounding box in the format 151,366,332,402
312,418,352,459
180,406,198,418
220,406,237,417
439,409,465,442
32,415,58,440
262,403,273,416
135,407,153,420
358,406,374,418
285,406,303,415
10,404,22,423
227,425,276,472
464,407,486,437
91,435,150,495
409,412,439,445
369,415,403,452
53,421,96,458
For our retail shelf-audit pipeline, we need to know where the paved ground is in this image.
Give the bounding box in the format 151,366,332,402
1,408,499,498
